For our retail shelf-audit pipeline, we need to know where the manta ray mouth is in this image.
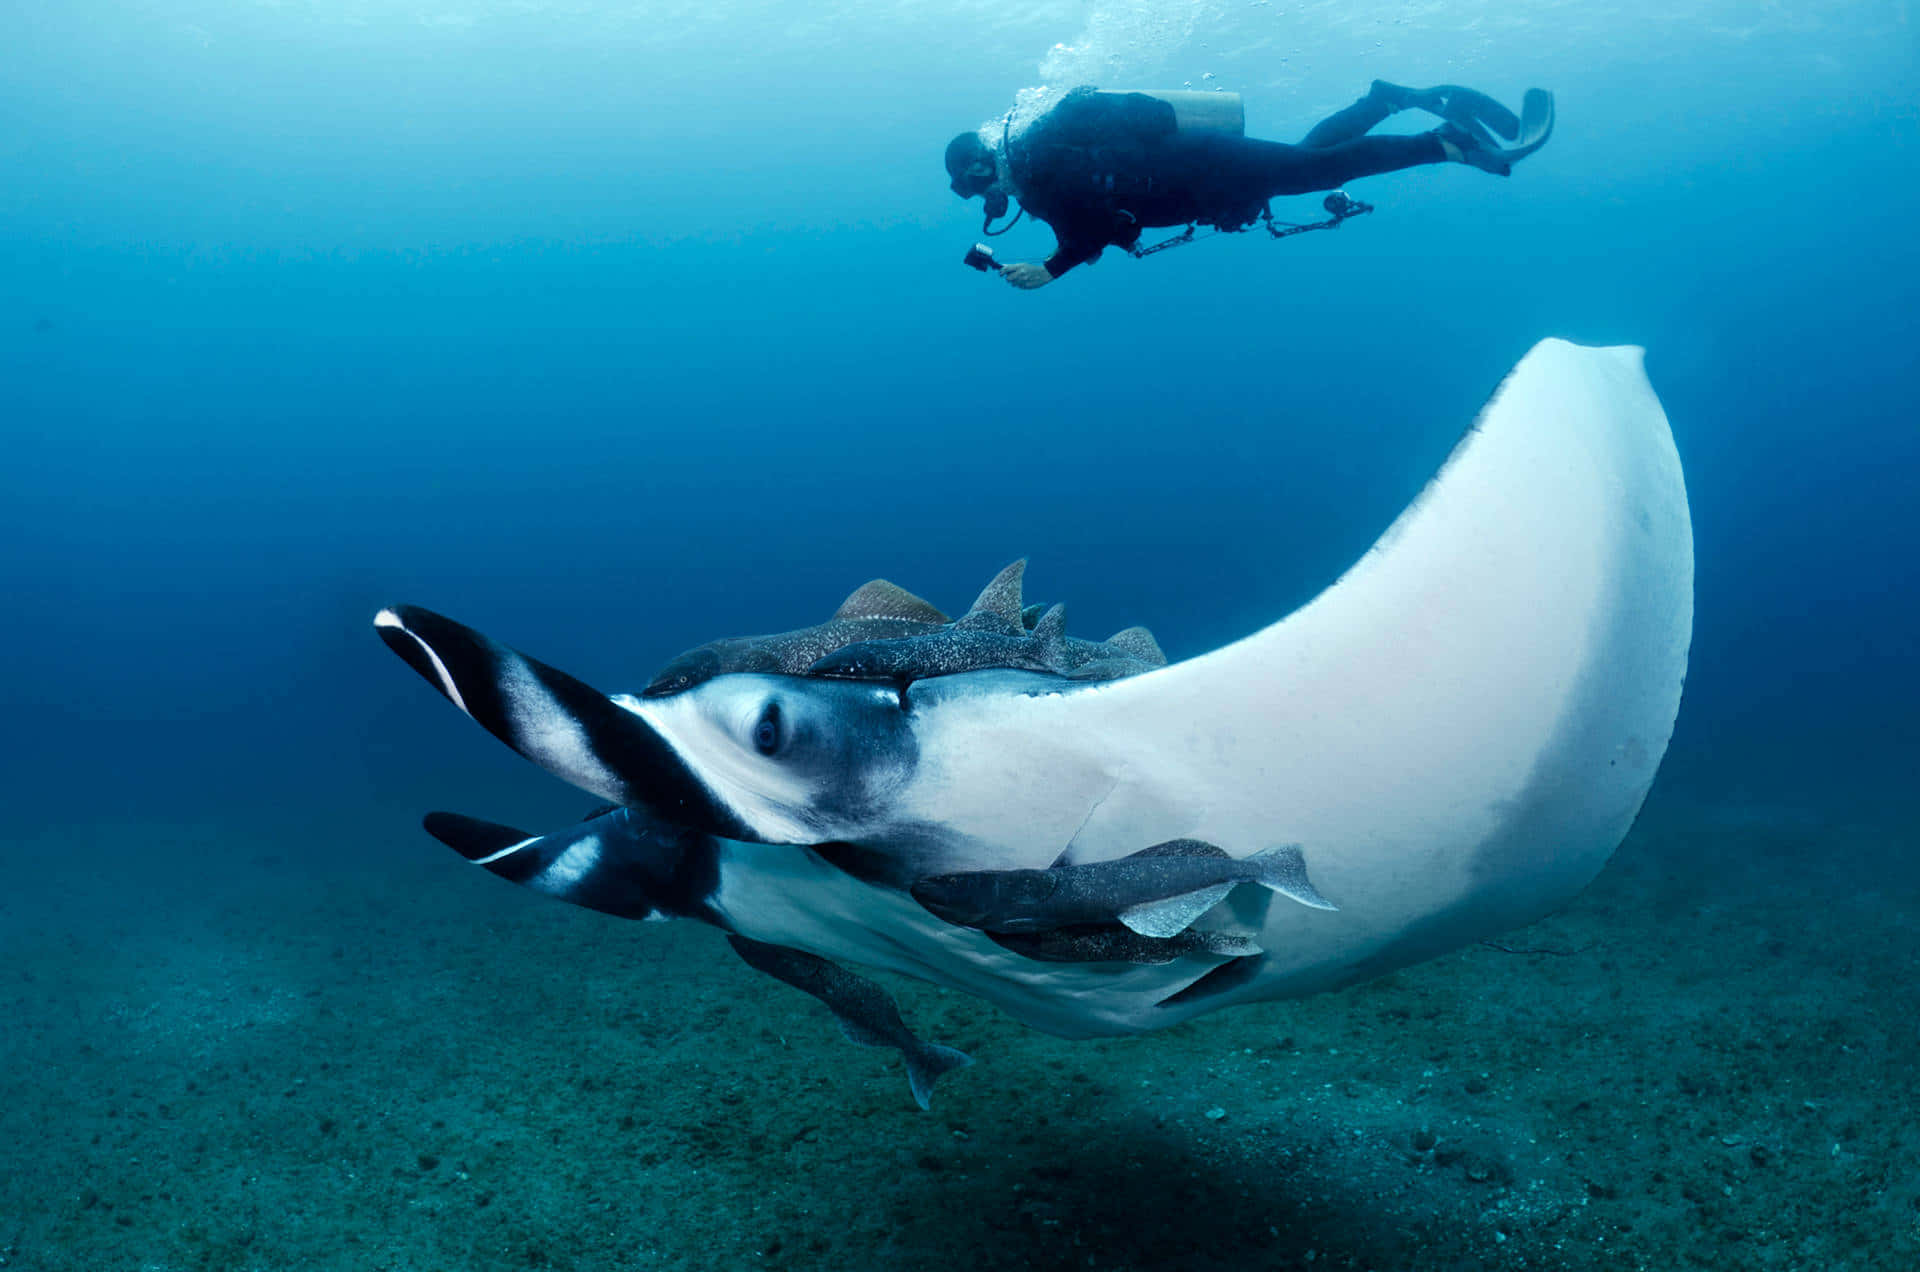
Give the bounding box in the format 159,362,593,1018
374,605,749,838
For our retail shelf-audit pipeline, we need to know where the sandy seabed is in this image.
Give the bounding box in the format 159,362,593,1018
2,799,1915,1272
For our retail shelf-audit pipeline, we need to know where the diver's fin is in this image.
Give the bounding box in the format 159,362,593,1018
1376,81,1520,142
833,580,949,624
1246,843,1339,911
1505,88,1554,162
375,605,710,815
1435,85,1521,142
1021,602,1048,631
1104,626,1166,666
956,560,1027,632
1119,884,1237,938
1443,88,1553,175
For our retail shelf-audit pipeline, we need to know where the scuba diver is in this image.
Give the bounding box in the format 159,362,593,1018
946,79,1554,290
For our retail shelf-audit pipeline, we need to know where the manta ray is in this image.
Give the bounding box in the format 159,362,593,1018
373,338,1692,1106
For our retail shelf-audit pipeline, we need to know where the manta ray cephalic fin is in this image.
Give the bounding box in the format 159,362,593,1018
421,807,720,922
375,606,739,832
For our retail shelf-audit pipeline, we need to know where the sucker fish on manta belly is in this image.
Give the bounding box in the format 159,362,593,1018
912,840,1337,939
372,338,1693,1100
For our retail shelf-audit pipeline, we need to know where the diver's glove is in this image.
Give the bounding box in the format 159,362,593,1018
1001,262,1054,290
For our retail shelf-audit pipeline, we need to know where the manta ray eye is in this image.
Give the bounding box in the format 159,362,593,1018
752,703,783,756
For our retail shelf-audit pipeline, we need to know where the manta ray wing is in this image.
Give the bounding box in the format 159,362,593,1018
873,339,1692,1019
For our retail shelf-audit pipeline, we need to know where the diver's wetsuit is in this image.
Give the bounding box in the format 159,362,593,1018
1009,86,1445,278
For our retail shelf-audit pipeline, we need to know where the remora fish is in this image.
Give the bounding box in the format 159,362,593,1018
421,805,975,1107
911,839,1337,939
726,935,972,1110
987,926,1263,966
376,339,1693,1040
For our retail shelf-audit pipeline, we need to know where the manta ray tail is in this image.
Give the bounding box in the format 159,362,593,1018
422,807,720,923
375,606,735,831
1118,844,1337,939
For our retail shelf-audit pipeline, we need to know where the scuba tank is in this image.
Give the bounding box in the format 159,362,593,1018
979,88,1247,242
1097,89,1244,136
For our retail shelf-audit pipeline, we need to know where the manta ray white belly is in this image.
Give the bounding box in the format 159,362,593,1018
699,340,1692,1036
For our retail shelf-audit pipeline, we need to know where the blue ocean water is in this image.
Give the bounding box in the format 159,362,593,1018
3,2,1914,844
1,5,1916,1265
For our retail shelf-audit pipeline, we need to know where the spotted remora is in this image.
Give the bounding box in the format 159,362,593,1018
727,935,972,1110
911,840,1338,939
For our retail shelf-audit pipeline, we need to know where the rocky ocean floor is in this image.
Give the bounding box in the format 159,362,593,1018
3,798,1916,1272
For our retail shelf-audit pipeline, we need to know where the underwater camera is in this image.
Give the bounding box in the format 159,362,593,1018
962,242,1001,273
1323,190,1371,219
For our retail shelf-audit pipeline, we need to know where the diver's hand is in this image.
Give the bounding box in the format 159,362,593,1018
1001,262,1054,290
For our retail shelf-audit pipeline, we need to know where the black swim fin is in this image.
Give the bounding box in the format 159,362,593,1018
1372,80,1521,142
1432,85,1521,142
1438,90,1554,177
1505,89,1555,162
